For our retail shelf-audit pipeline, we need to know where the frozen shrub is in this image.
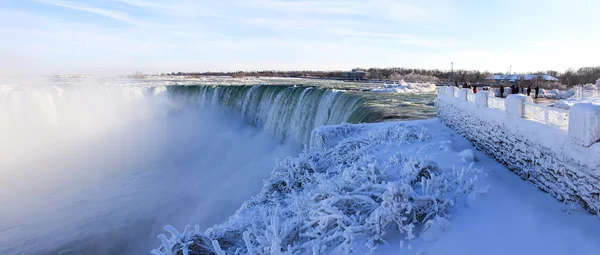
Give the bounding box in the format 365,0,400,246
155,124,484,254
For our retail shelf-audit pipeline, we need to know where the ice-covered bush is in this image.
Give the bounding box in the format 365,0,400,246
153,124,485,255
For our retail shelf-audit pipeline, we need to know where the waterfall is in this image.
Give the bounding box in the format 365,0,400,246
166,85,383,145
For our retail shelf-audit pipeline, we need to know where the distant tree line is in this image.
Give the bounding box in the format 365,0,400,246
169,66,600,86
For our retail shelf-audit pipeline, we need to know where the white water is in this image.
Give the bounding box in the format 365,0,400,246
0,84,298,254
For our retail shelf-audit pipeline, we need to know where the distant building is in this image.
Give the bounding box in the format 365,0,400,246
485,74,559,86
341,69,366,80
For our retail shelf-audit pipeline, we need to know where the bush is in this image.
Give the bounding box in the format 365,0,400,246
153,124,485,255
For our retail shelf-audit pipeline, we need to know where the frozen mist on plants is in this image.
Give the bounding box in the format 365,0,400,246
152,123,487,255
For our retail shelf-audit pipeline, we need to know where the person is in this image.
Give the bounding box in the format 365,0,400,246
463,81,468,88
527,86,532,96
472,85,478,93
455,81,458,87
535,85,540,99
511,84,516,94
499,85,505,98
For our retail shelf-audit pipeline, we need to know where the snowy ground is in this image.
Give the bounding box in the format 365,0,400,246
155,119,600,255
370,81,437,94
365,120,600,255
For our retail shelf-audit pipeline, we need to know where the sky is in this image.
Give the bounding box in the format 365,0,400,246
1,0,599,75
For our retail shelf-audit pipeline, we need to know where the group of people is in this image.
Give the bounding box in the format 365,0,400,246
453,81,541,99
498,84,540,99
454,81,479,94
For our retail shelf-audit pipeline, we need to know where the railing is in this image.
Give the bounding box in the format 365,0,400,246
436,86,598,147
523,102,569,128
467,93,475,102
582,90,599,98
487,97,506,111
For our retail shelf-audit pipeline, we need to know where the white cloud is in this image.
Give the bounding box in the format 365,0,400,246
36,0,152,28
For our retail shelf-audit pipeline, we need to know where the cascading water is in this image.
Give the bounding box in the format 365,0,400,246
0,81,384,255
167,85,384,146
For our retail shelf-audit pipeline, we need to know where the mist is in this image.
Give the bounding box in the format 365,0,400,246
0,83,298,254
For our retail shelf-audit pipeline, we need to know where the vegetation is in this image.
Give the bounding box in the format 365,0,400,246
168,66,600,87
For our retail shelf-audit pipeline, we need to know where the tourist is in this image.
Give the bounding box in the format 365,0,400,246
535,85,540,99
463,81,468,88
511,84,516,94
455,81,459,87
473,86,478,93
527,86,532,96
499,86,505,98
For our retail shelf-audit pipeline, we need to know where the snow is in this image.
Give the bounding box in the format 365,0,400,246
370,81,437,93
436,91,600,214
554,86,600,110
541,88,575,99
505,94,533,118
568,103,600,147
458,149,477,163
153,120,486,255
154,119,600,255
554,97,600,110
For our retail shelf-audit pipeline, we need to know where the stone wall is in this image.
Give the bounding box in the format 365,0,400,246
436,88,600,215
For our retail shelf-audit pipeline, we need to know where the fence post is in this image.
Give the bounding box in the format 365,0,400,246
452,87,460,98
458,88,469,101
475,91,494,108
505,94,533,118
568,103,600,147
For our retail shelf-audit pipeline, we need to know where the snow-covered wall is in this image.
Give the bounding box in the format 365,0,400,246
436,87,600,215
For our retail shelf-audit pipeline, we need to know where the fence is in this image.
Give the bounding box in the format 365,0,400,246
523,102,569,128
437,86,600,147
573,86,600,99
487,97,506,111
467,93,475,102
440,87,569,128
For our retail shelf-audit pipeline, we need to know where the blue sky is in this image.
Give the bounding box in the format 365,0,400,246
1,0,599,75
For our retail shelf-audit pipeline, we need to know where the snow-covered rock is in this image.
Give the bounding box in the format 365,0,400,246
371,81,437,93
459,149,477,163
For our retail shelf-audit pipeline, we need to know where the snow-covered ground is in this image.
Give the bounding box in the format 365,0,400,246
155,119,600,255
370,81,437,94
